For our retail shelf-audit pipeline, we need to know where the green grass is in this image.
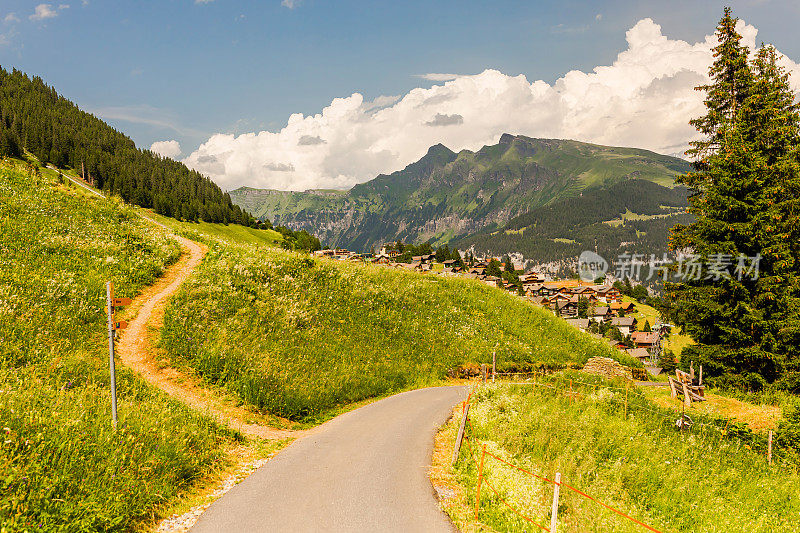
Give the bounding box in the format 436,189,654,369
159,238,639,421
451,376,800,532
0,159,233,532
140,209,283,246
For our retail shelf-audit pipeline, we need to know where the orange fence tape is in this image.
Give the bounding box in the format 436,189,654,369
481,475,550,531
463,386,664,533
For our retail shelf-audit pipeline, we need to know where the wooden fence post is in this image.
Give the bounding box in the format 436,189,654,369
768,430,773,465
481,364,487,384
452,403,470,465
668,376,677,399
492,351,496,383
550,472,562,533
681,381,692,409
474,444,487,519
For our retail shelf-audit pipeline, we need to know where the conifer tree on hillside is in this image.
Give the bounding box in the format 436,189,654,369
486,259,502,278
668,8,800,388
0,67,257,226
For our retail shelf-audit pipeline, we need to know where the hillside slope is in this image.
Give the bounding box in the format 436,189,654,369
0,67,253,225
0,159,232,531
230,134,691,251
159,229,638,421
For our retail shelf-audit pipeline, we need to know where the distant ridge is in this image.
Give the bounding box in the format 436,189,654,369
230,134,691,252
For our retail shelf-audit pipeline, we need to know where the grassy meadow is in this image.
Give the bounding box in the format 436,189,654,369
0,159,233,532
140,208,283,246
448,376,800,532
159,239,638,421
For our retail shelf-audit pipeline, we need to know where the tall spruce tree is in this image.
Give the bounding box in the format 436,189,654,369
669,9,800,388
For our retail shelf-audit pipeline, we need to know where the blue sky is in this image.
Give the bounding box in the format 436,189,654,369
2,1,799,190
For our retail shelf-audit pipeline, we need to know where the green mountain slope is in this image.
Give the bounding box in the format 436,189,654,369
0,67,253,225
456,179,692,263
230,134,691,251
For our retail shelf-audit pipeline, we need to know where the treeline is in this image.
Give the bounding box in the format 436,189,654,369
503,179,688,233
386,241,464,266
456,179,692,263
0,67,254,225
276,225,322,252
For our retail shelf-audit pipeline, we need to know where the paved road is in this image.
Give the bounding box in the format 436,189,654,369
191,386,467,533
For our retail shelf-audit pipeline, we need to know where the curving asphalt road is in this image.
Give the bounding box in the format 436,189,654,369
191,386,467,533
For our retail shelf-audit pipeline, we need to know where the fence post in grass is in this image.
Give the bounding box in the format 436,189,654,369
474,444,487,519
492,351,496,383
768,430,773,465
681,380,692,409
106,282,119,428
550,472,562,533
452,403,470,465
481,364,487,384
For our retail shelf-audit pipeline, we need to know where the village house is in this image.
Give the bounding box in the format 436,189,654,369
526,295,547,306
469,266,486,276
610,301,636,315
594,286,622,303
611,316,638,336
484,275,502,288
411,254,436,264
589,306,612,322
377,245,401,258
519,271,547,284
627,347,655,365
631,331,659,350
552,299,579,317
565,318,590,332
523,283,547,297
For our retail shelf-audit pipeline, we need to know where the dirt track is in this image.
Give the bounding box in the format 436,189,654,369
116,231,299,440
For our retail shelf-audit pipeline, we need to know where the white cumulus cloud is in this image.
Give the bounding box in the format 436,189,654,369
30,4,58,21
185,18,800,192
150,140,182,159
414,73,464,82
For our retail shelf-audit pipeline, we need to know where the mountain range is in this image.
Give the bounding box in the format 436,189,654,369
229,134,693,259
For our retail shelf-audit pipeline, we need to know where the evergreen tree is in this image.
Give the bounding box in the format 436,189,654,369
501,254,514,272
486,259,502,277
642,320,651,332
577,297,589,319
659,349,678,374
668,9,800,386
